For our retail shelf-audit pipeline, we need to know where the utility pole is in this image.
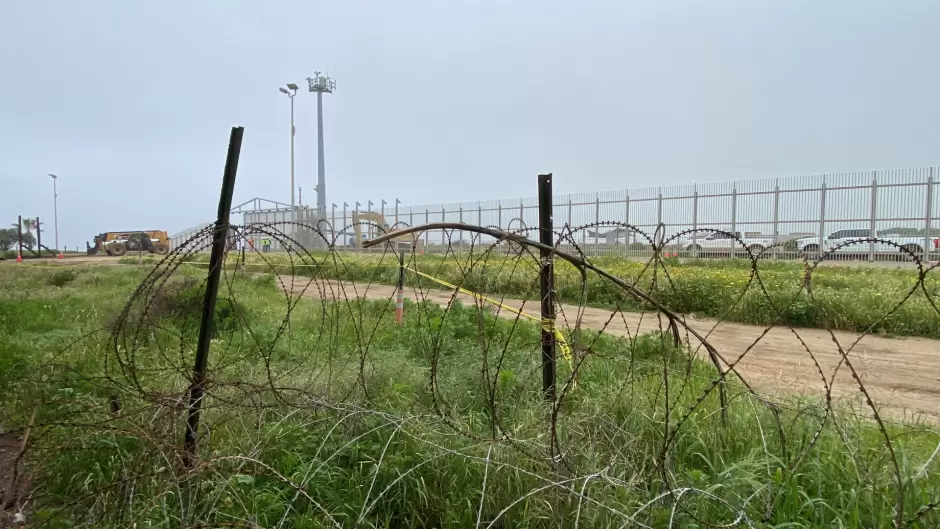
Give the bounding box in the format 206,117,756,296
48,173,59,253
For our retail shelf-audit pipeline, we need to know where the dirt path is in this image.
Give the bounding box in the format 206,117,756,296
285,277,940,423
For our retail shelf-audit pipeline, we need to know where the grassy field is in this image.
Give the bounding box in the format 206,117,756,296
132,251,940,339
1,263,938,528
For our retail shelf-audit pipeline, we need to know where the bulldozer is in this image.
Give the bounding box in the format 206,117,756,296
87,230,170,257
350,211,424,252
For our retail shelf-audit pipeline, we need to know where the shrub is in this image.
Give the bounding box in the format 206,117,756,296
48,269,78,287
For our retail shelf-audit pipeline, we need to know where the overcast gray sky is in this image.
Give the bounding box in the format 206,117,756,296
2,0,938,248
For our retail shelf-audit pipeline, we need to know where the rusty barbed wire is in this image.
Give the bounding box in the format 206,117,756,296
1,220,939,528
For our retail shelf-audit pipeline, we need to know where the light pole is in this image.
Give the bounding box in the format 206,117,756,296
306,71,336,219
47,173,59,253
278,83,299,235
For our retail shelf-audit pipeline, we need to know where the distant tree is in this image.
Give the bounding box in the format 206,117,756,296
0,228,17,251
7,220,36,250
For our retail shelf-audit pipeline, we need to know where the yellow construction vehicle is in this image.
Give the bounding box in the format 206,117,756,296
350,211,423,252
87,230,170,256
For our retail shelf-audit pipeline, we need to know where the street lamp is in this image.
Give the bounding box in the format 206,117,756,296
47,173,59,253
279,83,299,237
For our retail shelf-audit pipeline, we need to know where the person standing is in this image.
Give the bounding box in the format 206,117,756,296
262,237,271,253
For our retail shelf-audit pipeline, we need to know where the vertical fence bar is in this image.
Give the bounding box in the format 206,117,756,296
458,206,464,251
818,180,827,259
498,204,503,230
771,182,780,259
519,201,524,228
926,169,935,261
624,194,630,254
692,189,699,258
425,208,430,252
656,189,663,227
730,186,737,258
184,126,244,468
537,173,556,401
869,172,878,262
594,194,600,257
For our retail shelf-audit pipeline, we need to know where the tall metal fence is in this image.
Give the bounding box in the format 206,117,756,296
171,165,939,259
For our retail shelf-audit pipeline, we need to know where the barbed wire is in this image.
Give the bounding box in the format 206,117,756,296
2,220,939,528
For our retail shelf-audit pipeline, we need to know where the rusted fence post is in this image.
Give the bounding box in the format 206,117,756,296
183,126,244,467
538,173,556,401
395,252,405,324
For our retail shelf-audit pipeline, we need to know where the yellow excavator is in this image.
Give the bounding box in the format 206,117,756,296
350,211,424,252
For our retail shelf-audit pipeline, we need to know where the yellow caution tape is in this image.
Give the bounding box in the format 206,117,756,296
405,267,572,365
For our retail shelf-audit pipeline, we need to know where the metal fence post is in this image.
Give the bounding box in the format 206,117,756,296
425,208,430,251
818,180,827,258
184,126,243,468
36,217,41,257
657,188,663,227
519,201,524,229
459,205,464,251
771,181,780,259
394,198,399,225
498,204,503,230
730,186,737,258
594,194,600,257
441,206,446,248
926,169,935,260
692,189,699,258
537,173,556,401
624,194,630,253
869,172,878,262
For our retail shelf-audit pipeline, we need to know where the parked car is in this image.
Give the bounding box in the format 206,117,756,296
682,231,777,256
796,229,940,259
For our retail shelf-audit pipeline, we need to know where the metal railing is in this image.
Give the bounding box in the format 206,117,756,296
171,166,939,260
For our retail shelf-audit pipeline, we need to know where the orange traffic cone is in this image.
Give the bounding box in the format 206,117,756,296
16,251,22,263
57,252,64,259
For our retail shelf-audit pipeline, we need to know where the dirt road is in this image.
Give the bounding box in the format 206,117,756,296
285,277,940,423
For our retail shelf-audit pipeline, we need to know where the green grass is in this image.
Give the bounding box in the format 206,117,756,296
126,250,940,338
3,264,938,528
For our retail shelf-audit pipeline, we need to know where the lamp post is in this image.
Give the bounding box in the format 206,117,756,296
278,83,299,235
47,173,59,253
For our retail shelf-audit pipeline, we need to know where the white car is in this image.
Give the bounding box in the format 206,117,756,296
796,229,940,259
683,231,777,256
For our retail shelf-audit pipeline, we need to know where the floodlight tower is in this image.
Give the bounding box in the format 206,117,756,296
306,71,336,219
